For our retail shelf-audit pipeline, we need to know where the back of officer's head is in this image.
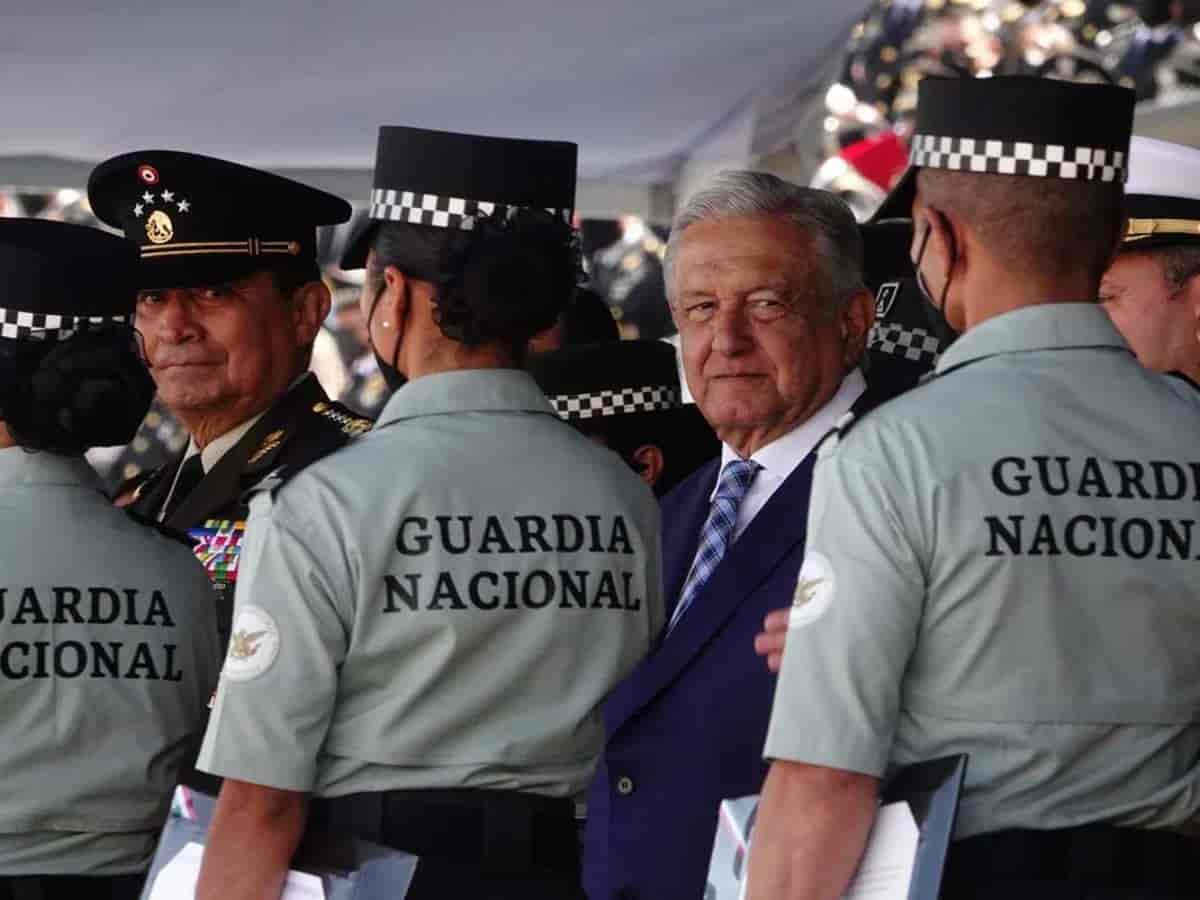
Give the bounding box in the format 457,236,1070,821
366,210,579,365
917,169,1124,285
0,220,153,455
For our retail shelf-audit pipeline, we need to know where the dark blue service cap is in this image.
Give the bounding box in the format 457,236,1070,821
87,150,351,290
341,125,577,270
0,218,138,342
873,75,1136,222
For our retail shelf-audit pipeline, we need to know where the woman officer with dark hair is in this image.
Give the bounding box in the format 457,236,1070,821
0,219,221,900
195,127,663,900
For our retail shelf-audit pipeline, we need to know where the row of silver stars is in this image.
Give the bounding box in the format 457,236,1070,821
133,189,191,218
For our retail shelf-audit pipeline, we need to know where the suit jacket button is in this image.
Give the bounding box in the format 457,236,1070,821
616,775,635,796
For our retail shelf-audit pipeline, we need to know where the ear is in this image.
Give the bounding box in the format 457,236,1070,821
291,279,331,347
838,287,875,369
631,444,665,490
1183,272,1200,349
925,205,963,270
365,265,413,352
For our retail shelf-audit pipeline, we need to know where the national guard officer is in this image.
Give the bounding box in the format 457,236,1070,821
194,126,663,900
1101,135,1200,387
527,339,719,497
747,76,1200,900
0,220,221,900
87,152,373,651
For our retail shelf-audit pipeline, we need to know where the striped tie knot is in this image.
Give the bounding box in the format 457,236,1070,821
665,457,762,636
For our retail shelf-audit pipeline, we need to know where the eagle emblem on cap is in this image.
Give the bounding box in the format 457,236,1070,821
145,210,174,244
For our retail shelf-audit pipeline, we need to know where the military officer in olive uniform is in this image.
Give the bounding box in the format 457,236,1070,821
195,126,662,900
87,152,373,649
0,220,221,900
749,77,1200,900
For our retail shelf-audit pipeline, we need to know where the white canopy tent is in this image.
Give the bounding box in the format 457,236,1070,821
0,1,875,221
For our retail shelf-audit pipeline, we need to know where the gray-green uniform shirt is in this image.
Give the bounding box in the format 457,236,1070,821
200,370,663,799
766,304,1200,838
0,449,221,874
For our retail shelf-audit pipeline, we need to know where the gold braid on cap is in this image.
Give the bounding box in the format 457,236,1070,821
1125,218,1200,243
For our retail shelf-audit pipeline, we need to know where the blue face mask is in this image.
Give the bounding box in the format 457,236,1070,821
912,222,960,350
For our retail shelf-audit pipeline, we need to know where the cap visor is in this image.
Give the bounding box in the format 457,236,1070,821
339,220,378,270
869,167,917,223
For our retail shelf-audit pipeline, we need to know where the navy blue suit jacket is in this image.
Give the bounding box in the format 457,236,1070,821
582,449,817,900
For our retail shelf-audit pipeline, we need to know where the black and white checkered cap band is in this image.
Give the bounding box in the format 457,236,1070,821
910,134,1127,183
369,189,572,231
552,385,680,420
868,321,941,365
0,308,133,341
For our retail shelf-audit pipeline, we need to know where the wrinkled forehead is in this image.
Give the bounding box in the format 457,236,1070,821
673,216,819,293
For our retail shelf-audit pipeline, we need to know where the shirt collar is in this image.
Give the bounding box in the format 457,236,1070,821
186,412,266,474
376,369,557,427
716,367,867,487
935,303,1130,376
185,372,311,473
0,447,102,490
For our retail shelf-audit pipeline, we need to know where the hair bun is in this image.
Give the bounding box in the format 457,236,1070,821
435,210,581,349
7,328,154,454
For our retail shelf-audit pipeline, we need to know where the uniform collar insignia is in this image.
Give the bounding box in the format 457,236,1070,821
247,428,288,467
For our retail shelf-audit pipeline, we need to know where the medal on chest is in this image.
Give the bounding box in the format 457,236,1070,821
188,519,247,588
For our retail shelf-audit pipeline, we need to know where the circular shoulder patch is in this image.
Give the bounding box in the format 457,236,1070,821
789,551,836,629
222,605,281,681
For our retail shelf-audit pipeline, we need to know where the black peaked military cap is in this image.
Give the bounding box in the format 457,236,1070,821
1122,136,1200,252
872,76,1136,222
0,219,138,342
340,125,577,269
527,340,681,423
88,150,351,290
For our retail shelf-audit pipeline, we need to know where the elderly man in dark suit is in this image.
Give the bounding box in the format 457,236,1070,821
582,172,880,900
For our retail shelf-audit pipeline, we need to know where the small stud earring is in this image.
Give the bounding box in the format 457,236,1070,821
381,320,391,328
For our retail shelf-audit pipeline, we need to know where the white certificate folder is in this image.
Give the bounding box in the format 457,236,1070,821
705,754,968,900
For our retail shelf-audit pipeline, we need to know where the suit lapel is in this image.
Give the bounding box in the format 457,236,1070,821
165,375,327,530
607,453,817,735
661,460,719,608
128,453,181,521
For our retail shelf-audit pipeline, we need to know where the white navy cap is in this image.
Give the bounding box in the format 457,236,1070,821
1123,136,1200,249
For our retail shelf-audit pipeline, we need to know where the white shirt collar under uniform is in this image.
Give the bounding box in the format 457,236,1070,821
713,368,866,542
186,412,266,475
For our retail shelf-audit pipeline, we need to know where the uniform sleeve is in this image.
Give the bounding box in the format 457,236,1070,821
763,438,925,777
197,487,350,792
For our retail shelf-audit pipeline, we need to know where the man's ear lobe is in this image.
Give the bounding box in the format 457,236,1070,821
631,444,665,490
294,280,331,343
841,287,875,367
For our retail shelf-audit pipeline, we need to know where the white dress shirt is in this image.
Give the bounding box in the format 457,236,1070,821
159,412,267,520
713,368,866,542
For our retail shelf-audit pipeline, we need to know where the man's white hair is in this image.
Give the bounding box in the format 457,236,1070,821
663,170,866,315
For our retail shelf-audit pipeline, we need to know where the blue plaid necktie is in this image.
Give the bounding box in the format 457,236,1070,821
665,458,762,636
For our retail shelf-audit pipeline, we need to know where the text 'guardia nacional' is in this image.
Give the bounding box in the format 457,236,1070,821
984,457,1200,560
385,514,643,612
0,586,185,681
